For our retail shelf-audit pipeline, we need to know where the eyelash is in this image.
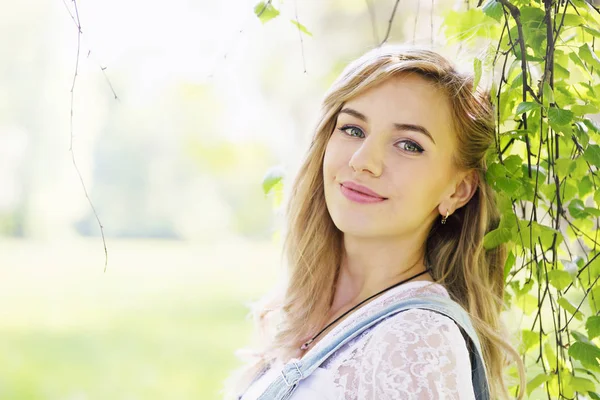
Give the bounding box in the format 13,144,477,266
338,125,425,154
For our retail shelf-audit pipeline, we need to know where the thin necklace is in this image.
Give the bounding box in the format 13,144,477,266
300,267,432,350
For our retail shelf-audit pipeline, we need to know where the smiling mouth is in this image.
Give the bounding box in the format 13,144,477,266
346,185,384,198
340,181,387,199
339,183,387,203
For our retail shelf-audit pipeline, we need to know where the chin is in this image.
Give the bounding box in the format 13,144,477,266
329,211,386,237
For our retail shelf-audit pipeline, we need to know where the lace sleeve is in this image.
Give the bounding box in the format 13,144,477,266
330,309,476,400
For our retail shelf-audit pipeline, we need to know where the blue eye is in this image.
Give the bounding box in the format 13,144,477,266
338,125,424,154
396,140,424,154
338,125,364,138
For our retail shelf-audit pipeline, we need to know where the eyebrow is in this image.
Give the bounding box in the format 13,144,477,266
338,107,436,145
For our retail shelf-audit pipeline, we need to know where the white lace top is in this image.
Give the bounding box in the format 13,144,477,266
240,280,476,400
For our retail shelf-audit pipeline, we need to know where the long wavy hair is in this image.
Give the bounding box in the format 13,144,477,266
223,44,526,400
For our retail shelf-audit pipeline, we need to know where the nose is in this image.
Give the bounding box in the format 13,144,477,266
348,136,384,177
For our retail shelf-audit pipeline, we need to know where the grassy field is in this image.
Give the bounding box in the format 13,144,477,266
0,237,280,400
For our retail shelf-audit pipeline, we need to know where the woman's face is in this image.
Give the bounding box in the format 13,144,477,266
322,73,463,239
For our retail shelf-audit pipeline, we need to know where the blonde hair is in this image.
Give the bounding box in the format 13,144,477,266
223,44,526,400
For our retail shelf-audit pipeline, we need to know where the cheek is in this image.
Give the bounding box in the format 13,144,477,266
388,166,441,204
322,139,342,180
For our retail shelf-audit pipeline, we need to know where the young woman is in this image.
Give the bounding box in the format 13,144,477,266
223,44,526,400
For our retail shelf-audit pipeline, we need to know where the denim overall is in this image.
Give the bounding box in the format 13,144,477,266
248,294,491,400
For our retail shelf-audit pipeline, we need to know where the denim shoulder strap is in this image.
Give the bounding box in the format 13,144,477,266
256,294,490,400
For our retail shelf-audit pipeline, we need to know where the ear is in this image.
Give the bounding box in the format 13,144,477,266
439,169,479,215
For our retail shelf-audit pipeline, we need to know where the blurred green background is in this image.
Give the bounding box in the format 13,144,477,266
0,0,479,398
0,239,278,399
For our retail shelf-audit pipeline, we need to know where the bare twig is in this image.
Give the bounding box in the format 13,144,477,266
209,0,274,79
413,0,420,45
560,274,600,329
67,0,108,272
293,0,307,74
584,0,600,14
498,0,533,178
62,0,117,99
61,0,81,32
543,0,556,88
431,0,434,46
380,0,401,46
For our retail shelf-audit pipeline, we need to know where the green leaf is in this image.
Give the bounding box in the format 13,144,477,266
516,293,538,315
262,165,284,195
558,297,584,321
584,144,600,168
555,62,571,80
555,158,576,176
590,286,600,314
568,341,600,369
442,8,498,44
548,107,574,127
572,104,600,116
290,19,312,36
510,71,523,89
544,341,557,367
520,6,545,26
520,329,538,353
482,0,503,22
473,58,482,92
584,117,600,136
496,176,521,195
585,206,600,217
483,226,512,249
516,101,541,115
583,25,600,38
254,1,280,24
519,7,546,52
579,176,594,197
548,270,572,291
575,121,590,147
569,199,589,219
569,376,597,394
527,373,552,396
562,13,586,27
574,367,600,385
579,43,600,74
499,129,529,139
570,51,588,72
486,162,507,182
589,254,600,278
562,371,598,397
587,316,600,339
504,154,523,176
573,330,591,344
562,180,579,203
512,220,563,250
512,278,534,296
538,223,564,249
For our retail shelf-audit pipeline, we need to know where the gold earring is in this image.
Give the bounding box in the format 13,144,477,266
441,210,449,224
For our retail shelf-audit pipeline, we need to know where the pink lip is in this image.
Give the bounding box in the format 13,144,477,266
341,181,385,198
340,182,387,204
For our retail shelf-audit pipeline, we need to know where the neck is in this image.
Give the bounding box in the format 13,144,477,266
331,235,433,313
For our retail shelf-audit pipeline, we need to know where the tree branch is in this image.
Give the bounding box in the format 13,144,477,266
380,0,401,46
498,0,533,178
67,0,109,272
